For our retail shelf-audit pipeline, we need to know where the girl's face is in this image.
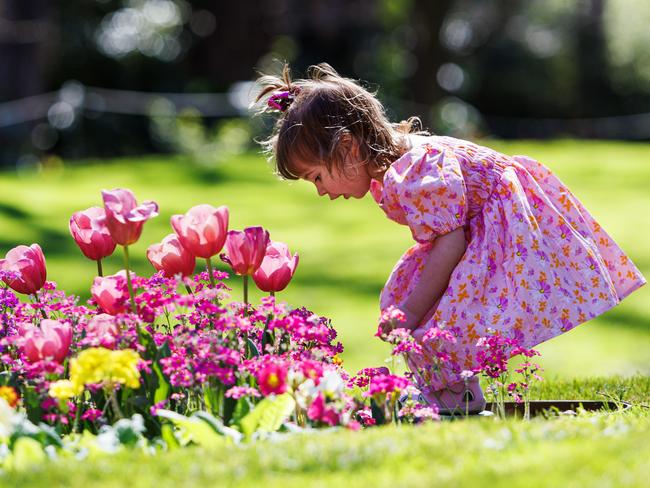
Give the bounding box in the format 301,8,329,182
296,139,374,200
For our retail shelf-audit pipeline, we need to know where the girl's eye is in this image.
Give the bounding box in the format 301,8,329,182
315,175,321,182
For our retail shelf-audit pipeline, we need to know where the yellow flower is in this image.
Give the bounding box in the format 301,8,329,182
332,355,343,366
48,380,81,400
0,386,19,408
47,348,142,399
70,347,142,391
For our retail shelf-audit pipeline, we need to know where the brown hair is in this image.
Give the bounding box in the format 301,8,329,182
252,62,429,180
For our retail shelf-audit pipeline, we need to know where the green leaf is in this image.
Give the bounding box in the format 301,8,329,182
153,361,170,404
4,437,46,471
246,338,260,358
156,410,226,449
240,393,295,440
160,424,179,451
193,411,243,444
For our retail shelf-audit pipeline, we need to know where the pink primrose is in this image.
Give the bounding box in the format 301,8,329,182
256,362,287,396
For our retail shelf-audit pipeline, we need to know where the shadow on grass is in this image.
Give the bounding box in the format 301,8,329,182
0,202,30,220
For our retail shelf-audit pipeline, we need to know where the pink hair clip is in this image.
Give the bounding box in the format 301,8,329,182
267,87,301,112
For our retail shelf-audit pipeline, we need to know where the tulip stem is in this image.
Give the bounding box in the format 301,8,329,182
205,258,216,288
270,291,275,298
122,245,137,314
109,389,124,420
243,275,249,306
97,259,103,277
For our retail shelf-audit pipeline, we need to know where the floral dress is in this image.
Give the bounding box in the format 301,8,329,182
370,134,646,391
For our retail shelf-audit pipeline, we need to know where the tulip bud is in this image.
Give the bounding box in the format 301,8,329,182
101,188,159,246
252,241,299,293
220,227,269,276
69,207,117,261
170,204,229,259
91,270,133,315
22,319,72,364
0,244,47,295
147,234,196,278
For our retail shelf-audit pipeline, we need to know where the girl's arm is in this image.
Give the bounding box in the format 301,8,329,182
395,226,467,332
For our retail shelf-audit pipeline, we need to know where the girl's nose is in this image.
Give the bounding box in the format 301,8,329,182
316,184,327,197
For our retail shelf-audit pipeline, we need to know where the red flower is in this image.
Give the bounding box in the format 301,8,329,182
256,363,287,396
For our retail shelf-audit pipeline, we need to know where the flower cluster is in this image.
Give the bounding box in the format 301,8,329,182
0,187,431,447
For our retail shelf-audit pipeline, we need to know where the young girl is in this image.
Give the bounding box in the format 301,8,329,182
253,62,647,414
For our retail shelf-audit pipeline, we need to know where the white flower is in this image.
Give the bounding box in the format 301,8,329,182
0,398,19,438
318,369,345,396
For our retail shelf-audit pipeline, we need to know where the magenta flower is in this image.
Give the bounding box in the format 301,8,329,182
256,363,287,396
91,270,133,315
68,207,116,261
364,374,410,398
85,313,120,349
101,188,159,246
147,234,196,278
21,319,72,364
171,204,229,259
307,393,340,426
224,385,261,400
221,227,270,276
252,241,299,293
0,244,47,295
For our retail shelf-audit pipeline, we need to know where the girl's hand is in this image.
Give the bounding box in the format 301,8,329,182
378,306,421,336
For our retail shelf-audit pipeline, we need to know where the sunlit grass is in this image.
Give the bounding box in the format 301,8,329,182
2,376,649,488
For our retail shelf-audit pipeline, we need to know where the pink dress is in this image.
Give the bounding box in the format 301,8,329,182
370,134,646,390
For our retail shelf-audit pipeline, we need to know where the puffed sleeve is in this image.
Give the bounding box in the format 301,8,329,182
382,143,468,243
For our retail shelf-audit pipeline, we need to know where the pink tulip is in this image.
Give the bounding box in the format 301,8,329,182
252,241,299,293
147,234,196,278
69,207,117,261
0,244,47,295
101,188,159,246
170,205,229,259
91,270,133,315
86,313,120,349
220,227,270,276
22,319,72,363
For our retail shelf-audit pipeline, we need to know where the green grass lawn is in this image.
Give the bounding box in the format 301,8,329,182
0,140,649,377
2,375,649,487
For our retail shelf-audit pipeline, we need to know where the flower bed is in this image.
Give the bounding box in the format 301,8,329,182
0,187,596,467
